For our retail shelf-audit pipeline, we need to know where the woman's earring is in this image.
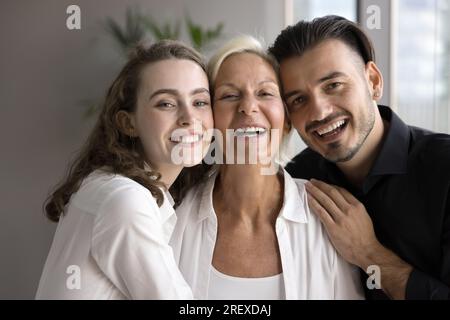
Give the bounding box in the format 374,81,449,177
128,127,135,150
129,135,136,154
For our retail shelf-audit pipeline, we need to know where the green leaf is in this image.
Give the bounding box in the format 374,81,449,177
104,17,127,48
141,16,180,41
186,16,204,50
185,14,224,51
104,6,147,56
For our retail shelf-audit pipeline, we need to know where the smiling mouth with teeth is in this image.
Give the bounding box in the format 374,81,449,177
170,134,203,144
314,119,348,138
234,127,267,138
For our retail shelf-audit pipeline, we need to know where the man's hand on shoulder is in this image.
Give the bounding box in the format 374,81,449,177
305,179,413,299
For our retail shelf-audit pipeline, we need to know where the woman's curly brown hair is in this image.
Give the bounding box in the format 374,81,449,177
45,40,208,222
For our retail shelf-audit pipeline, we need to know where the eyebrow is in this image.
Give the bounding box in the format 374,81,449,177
215,83,237,90
259,79,278,86
284,71,347,100
149,87,209,100
215,79,278,90
317,71,347,84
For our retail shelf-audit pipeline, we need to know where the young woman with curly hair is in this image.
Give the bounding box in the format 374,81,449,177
36,40,213,299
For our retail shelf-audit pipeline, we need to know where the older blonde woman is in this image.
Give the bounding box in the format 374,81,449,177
170,35,364,300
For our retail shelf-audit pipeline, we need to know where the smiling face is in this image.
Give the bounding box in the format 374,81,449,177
130,59,213,169
213,52,286,163
280,39,382,162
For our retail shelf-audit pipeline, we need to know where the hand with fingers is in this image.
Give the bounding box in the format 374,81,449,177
305,179,379,267
305,179,413,299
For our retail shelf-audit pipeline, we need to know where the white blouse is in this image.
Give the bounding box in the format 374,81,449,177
170,168,365,300
36,170,193,300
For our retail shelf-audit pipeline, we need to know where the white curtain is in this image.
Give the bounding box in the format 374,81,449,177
396,0,450,134
293,0,357,22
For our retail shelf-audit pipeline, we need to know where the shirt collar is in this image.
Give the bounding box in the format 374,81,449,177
142,161,176,218
164,190,175,207
280,169,308,223
196,167,308,224
159,189,176,224
369,105,410,176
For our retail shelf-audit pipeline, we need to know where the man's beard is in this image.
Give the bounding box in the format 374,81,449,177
301,97,376,163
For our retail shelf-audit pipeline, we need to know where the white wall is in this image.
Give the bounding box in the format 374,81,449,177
0,0,284,299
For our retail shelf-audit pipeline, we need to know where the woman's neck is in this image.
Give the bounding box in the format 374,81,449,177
213,164,283,223
149,162,183,189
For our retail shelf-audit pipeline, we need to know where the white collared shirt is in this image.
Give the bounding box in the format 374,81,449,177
36,169,193,300
170,168,364,300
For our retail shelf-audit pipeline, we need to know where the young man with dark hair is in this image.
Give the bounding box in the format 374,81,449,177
269,15,450,300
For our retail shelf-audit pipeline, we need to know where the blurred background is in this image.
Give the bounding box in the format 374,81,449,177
0,0,448,299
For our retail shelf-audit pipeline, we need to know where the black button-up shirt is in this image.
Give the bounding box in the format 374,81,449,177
286,105,450,300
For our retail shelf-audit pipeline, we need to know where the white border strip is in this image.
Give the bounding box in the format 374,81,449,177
389,0,398,112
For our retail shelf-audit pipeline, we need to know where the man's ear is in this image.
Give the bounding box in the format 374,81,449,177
365,61,384,101
116,111,138,137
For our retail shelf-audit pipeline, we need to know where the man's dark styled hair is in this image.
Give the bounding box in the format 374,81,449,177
269,15,375,65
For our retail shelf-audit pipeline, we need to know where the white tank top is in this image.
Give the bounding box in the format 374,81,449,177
208,266,285,300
